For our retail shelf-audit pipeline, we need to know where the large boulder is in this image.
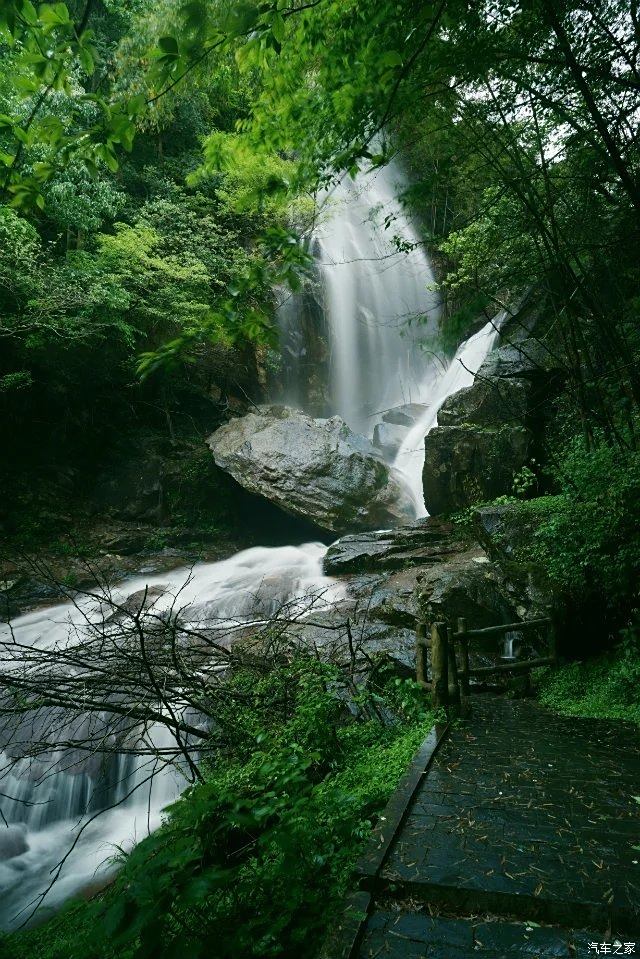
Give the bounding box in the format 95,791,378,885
372,421,407,459
423,423,530,515
207,405,414,534
423,374,532,514
416,546,517,630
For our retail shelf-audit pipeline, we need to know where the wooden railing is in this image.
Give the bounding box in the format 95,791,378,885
416,616,556,716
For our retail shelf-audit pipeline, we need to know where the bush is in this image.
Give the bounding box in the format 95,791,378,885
527,434,640,609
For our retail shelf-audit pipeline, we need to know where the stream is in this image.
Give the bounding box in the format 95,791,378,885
0,165,498,928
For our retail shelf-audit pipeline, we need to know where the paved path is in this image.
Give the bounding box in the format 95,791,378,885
329,698,640,958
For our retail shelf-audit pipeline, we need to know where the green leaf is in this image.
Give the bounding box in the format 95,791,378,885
379,50,403,68
98,143,119,172
20,0,38,25
38,2,70,27
158,35,179,55
78,44,95,75
12,125,31,145
271,12,285,43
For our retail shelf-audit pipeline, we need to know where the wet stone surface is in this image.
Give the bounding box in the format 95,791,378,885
356,909,634,959
353,697,640,956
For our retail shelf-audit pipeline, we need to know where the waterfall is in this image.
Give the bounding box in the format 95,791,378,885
1,162,501,928
279,162,442,438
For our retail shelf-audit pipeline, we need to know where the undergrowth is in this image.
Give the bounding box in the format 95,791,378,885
3,660,433,959
536,628,640,725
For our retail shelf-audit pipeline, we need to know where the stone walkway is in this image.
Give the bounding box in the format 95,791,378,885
328,698,640,958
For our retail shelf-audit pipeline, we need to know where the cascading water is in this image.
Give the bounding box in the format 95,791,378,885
314,165,442,436
0,163,501,928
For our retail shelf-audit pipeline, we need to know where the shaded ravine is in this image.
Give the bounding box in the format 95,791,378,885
0,168,498,928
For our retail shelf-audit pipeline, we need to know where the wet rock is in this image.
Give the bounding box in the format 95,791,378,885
474,501,545,561
474,500,555,620
480,337,560,380
382,403,427,426
423,373,532,516
105,584,167,622
422,298,565,516
424,424,530,515
414,545,550,665
416,546,518,630
436,377,531,428
349,566,427,630
275,598,418,678
207,405,414,534
372,422,408,459
0,825,28,861
324,518,467,575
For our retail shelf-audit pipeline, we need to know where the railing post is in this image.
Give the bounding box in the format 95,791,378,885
447,625,461,716
431,621,449,710
416,620,428,688
457,617,471,717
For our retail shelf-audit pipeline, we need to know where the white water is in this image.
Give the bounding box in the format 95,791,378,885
0,164,500,928
315,164,442,435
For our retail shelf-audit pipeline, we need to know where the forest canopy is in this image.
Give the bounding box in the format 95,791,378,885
1,0,638,428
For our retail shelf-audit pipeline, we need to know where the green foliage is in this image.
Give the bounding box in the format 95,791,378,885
0,0,314,539
524,435,640,607
511,462,539,499
4,660,432,959
536,628,640,725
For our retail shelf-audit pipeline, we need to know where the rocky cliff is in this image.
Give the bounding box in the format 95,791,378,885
423,300,564,514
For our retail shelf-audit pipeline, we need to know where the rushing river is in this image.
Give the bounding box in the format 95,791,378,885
0,164,497,928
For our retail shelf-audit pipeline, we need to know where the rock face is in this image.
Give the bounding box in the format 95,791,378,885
475,501,545,561
372,422,407,459
382,403,426,426
415,546,518,632
424,422,531,515
323,518,466,575
319,518,550,678
473,501,555,621
207,405,415,534
423,300,563,515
